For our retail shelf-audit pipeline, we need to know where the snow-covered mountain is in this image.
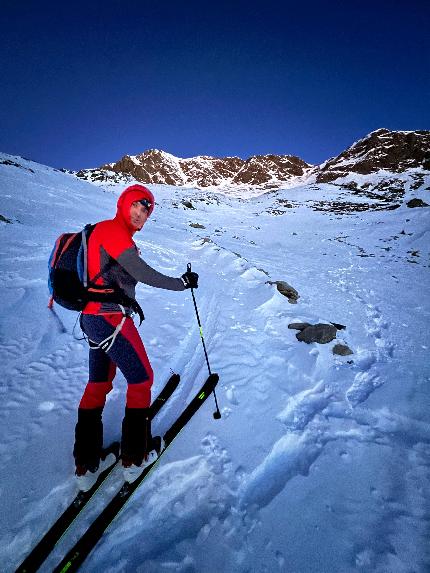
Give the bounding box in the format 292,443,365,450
0,151,429,572
75,129,430,196
317,128,430,182
76,149,312,191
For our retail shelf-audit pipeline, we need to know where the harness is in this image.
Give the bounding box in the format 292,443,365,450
87,305,128,352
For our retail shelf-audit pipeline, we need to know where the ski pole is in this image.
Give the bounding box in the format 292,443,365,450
187,262,221,419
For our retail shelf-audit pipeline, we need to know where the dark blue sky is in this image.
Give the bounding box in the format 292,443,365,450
1,1,429,169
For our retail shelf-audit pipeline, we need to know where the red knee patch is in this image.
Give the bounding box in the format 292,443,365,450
79,382,113,409
126,382,152,409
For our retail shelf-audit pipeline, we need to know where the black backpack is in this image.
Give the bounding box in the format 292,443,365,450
48,224,96,311
48,224,144,322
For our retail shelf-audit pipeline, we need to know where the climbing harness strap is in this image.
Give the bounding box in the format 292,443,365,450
88,305,127,352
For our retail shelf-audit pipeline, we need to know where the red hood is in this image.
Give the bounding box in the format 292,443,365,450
115,185,155,234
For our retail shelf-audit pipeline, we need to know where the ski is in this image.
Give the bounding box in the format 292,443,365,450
15,373,181,573
53,373,219,573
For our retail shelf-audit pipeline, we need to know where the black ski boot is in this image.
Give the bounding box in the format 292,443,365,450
73,408,104,491
121,407,161,483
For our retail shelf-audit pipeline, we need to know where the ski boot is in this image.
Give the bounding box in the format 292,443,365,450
121,407,163,483
74,407,104,492
122,436,163,483
75,443,120,492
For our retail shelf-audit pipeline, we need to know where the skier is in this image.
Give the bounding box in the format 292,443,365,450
74,184,198,489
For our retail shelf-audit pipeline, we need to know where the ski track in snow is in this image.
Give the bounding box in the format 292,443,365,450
1,158,429,572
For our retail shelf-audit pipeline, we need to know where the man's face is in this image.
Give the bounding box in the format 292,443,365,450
130,201,149,231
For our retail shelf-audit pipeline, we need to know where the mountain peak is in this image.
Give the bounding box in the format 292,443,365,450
316,128,430,183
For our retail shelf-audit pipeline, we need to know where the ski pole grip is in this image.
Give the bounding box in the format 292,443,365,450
187,262,191,273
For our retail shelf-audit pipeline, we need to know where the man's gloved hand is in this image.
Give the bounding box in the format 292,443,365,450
181,271,199,289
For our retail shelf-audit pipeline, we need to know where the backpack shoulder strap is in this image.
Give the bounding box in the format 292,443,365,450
83,223,115,288
82,227,90,288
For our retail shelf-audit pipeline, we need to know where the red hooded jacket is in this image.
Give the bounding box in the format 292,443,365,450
84,185,185,315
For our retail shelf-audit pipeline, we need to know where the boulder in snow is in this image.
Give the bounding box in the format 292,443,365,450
406,198,429,208
288,322,311,331
295,323,338,344
332,343,353,356
268,280,299,303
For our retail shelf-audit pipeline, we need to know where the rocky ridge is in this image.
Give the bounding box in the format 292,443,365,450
316,129,430,183
90,150,312,189
75,129,430,194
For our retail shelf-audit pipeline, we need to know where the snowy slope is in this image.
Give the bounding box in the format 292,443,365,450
0,152,429,572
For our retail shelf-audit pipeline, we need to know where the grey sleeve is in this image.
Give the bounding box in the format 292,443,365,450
117,247,186,291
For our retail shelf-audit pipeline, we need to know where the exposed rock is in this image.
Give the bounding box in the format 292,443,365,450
0,159,34,173
333,343,353,356
290,322,345,347
1,159,22,168
331,322,346,330
288,322,312,331
189,222,206,229
181,199,195,209
181,155,244,187
76,168,134,185
257,267,270,276
296,323,338,344
267,281,299,303
277,199,294,208
0,214,12,224
230,154,310,186
310,201,401,214
317,129,430,184
266,208,289,216
407,198,429,208
410,174,426,190
101,150,186,186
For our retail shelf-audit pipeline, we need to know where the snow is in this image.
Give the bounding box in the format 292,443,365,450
0,151,429,572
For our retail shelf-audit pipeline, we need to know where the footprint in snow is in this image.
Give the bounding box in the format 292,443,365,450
346,371,383,407
226,386,239,405
238,430,324,510
277,381,332,432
